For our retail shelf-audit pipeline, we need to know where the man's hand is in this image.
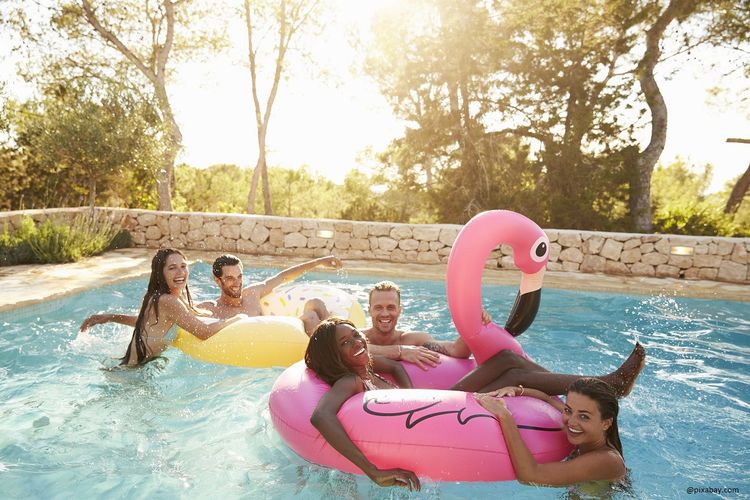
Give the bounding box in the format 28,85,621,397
399,345,441,370
318,256,342,269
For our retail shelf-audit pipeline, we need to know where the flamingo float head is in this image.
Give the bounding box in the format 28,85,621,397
446,210,549,363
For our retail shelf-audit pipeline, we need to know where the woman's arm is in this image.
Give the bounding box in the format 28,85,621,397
255,256,342,296
310,375,420,491
371,356,413,388
160,295,246,340
80,314,137,332
483,386,565,412
474,394,623,485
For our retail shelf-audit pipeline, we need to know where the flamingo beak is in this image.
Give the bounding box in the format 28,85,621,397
504,268,545,337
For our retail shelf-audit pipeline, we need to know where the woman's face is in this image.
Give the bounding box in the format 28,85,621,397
163,253,189,292
562,391,612,447
334,323,369,370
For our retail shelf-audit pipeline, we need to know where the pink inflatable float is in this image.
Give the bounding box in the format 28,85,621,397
269,210,572,481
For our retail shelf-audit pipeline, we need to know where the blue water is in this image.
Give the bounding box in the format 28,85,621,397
0,262,748,499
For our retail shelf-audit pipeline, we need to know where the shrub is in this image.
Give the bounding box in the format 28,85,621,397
0,214,122,265
652,202,743,237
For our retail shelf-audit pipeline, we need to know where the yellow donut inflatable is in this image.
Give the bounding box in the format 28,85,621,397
173,284,365,368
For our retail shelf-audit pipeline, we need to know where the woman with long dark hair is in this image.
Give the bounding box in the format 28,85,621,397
475,378,630,492
305,318,644,491
81,248,245,366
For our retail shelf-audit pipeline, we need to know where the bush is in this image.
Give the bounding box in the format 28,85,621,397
0,214,122,266
0,217,39,265
652,202,743,237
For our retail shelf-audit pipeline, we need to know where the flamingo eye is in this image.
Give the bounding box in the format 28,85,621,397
530,235,549,263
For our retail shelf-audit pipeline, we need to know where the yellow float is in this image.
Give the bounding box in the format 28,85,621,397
173,284,366,368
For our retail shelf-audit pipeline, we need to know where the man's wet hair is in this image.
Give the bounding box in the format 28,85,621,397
212,254,242,278
368,280,401,304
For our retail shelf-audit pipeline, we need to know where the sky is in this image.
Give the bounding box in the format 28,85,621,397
3,1,749,192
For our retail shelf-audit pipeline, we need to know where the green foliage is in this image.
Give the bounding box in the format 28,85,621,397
0,214,121,266
0,218,38,265
651,159,749,237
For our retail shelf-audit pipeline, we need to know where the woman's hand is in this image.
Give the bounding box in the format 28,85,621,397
80,314,108,332
366,467,421,491
481,308,492,325
474,392,514,420
481,386,521,398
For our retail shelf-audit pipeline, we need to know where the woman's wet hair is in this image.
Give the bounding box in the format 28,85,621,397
121,248,194,365
212,254,241,278
566,378,623,457
305,317,364,386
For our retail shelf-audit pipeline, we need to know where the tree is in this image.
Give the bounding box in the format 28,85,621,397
16,0,227,211
243,0,322,214
5,81,162,209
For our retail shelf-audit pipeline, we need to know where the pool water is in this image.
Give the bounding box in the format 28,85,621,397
0,263,748,499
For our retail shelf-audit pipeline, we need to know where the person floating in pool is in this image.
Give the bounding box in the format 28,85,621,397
363,280,482,369
80,252,344,363
80,248,247,366
475,379,630,495
196,254,342,335
305,318,645,490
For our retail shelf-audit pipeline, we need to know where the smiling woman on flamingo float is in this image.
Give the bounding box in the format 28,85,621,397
270,210,646,486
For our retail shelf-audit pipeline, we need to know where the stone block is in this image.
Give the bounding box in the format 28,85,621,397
368,236,378,250
399,239,420,251
623,238,641,250
413,226,440,241
693,255,722,268
284,234,307,248
302,219,318,230
138,213,157,226
668,255,693,269
188,214,203,230
640,243,654,254
655,264,679,278
221,240,238,253
417,251,440,264
307,237,327,249
599,239,623,261
156,216,170,236
168,216,182,237
186,228,205,242
438,228,460,246
545,230,559,243
350,238,370,251
145,226,162,240
368,223,391,237
731,244,748,264
559,247,584,263
281,219,302,233
584,236,604,255
558,232,582,248
429,241,443,251
698,268,718,280
353,224,369,239
715,240,734,256
205,236,224,251
237,240,257,254
334,221,353,232
250,225,270,245
204,221,221,237
501,244,513,255
132,232,146,246
418,240,429,252
654,238,671,254
391,249,406,262
694,244,708,255
717,261,747,282
549,242,562,262
377,237,398,251
629,263,655,276
642,252,669,266
580,255,606,273
390,225,413,240
221,224,240,240
620,248,641,264
269,228,284,247
642,235,660,243
605,261,630,275
240,219,256,239
547,262,563,271
500,256,516,269
562,261,580,272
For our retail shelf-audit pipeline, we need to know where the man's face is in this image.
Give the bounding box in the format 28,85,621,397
368,290,402,335
215,264,243,299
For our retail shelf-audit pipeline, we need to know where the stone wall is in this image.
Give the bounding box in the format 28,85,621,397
2,207,748,284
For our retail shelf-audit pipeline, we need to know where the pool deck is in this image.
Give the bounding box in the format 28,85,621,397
0,247,748,312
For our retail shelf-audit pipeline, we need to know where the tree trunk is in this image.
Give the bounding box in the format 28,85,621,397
247,148,264,214
724,162,750,214
630,0,700,232
88,176,96,209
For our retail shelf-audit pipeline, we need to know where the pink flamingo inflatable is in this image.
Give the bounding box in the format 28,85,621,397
269,210,571,481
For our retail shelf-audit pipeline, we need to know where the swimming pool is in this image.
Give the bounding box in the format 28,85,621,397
1,263,748,499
